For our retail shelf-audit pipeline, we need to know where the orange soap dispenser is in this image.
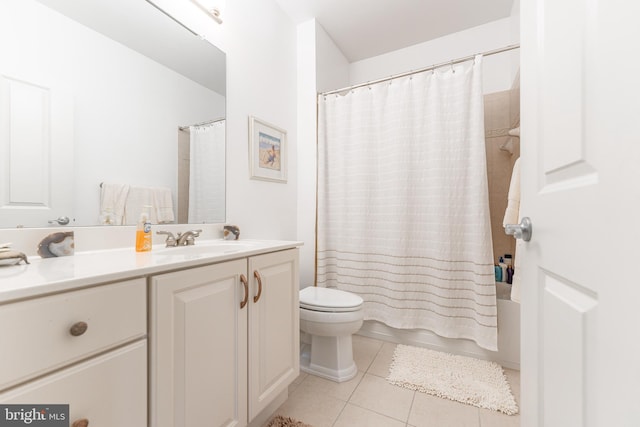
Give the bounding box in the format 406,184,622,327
135,206,152,252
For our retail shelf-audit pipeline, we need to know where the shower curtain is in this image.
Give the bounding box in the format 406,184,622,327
316,56,497,351
188,120,225,223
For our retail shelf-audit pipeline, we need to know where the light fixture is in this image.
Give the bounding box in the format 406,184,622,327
191,0,224,24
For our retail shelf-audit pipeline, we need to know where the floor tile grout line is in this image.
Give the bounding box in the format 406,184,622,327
406,388,417,426
330,399,348,427
346,400,411,425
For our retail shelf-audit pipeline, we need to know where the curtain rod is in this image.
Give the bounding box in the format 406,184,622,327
320,44,520,96
179,117,225,131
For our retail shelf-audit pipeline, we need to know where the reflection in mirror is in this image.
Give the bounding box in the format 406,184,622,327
0,0,226,228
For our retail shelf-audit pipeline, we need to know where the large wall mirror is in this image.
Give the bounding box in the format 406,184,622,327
0,0,226,228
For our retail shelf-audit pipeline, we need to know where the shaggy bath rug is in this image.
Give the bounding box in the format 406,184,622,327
266,415,314,427
387,344,518,415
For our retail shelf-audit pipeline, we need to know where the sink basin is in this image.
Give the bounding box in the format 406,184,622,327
156,240,261,256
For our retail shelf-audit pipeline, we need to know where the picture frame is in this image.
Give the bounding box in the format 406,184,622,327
248,116,287,183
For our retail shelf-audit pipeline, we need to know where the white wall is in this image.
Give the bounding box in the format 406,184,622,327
349,18,515,94
315,23,350,94
222,0,298,240
510,0,521,82
137,0,300,241
296,20,318,287
296,21,350,287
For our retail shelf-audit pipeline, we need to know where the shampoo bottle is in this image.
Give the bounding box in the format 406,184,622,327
506,265,514,284
498,257,507,282
135,206,152,252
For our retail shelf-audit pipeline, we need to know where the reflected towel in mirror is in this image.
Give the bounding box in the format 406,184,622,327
100,183,130,225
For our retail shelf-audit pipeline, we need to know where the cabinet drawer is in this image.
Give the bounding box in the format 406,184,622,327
0,340,147,426
0,278,146,389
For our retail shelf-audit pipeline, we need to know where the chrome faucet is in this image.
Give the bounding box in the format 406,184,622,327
176,229,202,246
156,231,177,247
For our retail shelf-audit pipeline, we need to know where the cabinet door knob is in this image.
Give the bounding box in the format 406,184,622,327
69,321,88,337
72,418,89,427
253,271,263,303
240,274,249,309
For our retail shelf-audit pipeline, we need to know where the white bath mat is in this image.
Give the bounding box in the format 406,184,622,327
387,344,518,415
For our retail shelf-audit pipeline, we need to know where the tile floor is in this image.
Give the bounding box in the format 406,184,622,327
268,335,520,427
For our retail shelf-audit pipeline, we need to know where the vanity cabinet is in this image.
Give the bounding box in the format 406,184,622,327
150,248,299,427
0,278,147,426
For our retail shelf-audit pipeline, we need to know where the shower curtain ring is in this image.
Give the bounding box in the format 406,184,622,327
450,60,454,73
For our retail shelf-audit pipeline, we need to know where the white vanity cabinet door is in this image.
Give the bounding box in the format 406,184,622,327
248,249,299,421
0,340,147,426
150,259,248,427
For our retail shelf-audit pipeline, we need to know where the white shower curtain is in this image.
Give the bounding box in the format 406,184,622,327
188,120,225,223
316,56,497,350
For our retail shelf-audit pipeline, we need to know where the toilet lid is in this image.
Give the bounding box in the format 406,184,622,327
299,286,363,312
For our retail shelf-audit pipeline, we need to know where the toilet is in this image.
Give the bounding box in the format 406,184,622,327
299,286,364,382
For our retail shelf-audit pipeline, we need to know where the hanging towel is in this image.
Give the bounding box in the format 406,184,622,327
124,186,156,225
100,183,130,225
502,157,521,227
503,158,522,303
153,187,175,224
511,239,523,303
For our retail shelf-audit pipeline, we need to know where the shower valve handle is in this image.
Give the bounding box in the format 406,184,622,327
505,217,532,242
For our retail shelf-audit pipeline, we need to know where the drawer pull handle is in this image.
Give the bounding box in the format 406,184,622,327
72,419,89,427
253,270,263,303
240,274,249,309
69,321,88,337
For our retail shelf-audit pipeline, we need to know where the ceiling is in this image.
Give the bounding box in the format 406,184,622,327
275,0,515,62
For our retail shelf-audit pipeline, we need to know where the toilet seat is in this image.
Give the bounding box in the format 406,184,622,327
299,286,363,313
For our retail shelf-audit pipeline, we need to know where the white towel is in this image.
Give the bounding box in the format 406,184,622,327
100,183,130,225
124,186,155,225
503,157,522,303
502,157,521,227
153,187,175,224
511,239,523,303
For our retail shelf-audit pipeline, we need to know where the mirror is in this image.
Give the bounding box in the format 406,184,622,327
0,0,226,228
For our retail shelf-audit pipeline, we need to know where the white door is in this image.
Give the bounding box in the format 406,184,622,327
150,260,248,427
248,249,299,422
0,1,74,228
521,1,640,426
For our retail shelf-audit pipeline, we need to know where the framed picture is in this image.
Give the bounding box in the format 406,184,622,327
248,116,287,183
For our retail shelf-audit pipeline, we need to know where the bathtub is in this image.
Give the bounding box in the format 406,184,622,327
355,282,520,370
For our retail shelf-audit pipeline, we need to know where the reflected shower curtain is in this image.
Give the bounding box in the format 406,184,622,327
188,120,225,223
316,56,497,350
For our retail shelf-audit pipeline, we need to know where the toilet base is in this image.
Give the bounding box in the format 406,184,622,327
299,335,358,383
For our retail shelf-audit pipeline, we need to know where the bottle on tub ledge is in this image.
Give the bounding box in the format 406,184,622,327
506,265,514,284
498,257,507,282
503,253,513,284
135,205,153,252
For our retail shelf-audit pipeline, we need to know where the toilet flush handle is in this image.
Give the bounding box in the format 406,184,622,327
253,271,263,303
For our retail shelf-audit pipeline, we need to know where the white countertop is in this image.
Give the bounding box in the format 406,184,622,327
0,239,302,303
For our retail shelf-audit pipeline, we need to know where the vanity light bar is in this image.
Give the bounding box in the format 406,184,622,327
191,0,224,24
